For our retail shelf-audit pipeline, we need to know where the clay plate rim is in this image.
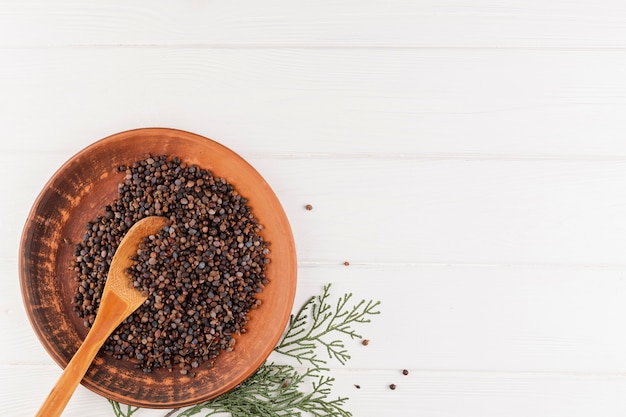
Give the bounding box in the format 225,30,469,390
19,127,297,408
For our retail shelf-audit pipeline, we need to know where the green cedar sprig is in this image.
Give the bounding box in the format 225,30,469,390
108,283,380,417
274,283,381,368
107,400,139,417
176,365,351,417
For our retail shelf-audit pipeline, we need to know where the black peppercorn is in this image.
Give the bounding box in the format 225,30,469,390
71,155,270,376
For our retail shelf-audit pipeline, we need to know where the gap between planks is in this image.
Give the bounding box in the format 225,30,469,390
15,149,626,162
5,363,626,379
7,256,626,271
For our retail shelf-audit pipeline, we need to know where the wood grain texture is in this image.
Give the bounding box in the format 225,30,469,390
7,153,626,265
33,217,167,417
6,365,626,417
3,1,626,416
1,0,626,47
2,48,626,157
9,260,626,374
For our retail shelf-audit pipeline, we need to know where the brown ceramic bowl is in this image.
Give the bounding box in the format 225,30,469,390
19,128,297,408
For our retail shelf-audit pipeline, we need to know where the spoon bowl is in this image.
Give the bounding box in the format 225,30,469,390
35,216,168,417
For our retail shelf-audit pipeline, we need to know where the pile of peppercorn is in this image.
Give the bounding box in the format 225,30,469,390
72,155,269,376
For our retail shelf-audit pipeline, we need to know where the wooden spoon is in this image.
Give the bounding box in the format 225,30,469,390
35,216,168,417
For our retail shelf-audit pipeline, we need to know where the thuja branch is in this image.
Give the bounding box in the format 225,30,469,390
108,283,381,417
274,283,381,368
177,364,351,417
107,400,139,417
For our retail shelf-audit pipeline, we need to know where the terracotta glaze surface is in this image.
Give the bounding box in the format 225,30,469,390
20,128,297,408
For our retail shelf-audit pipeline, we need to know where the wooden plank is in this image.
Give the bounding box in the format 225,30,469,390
6,364,626,417
5,2,626,417
6,153,626,264
2,0,626,47
8,259,626,373
339,370,626,417
254,157,626,265
2,48,626,156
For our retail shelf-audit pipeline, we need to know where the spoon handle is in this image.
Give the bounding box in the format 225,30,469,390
35,292,133,417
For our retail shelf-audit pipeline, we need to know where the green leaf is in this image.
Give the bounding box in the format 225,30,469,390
108,283,381,417
107,400,140,417
274,283,381,368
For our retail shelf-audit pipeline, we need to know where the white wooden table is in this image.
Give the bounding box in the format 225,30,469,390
4,1,626,416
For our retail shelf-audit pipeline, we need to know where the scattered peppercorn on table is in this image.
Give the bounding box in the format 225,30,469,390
4,2,626,417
